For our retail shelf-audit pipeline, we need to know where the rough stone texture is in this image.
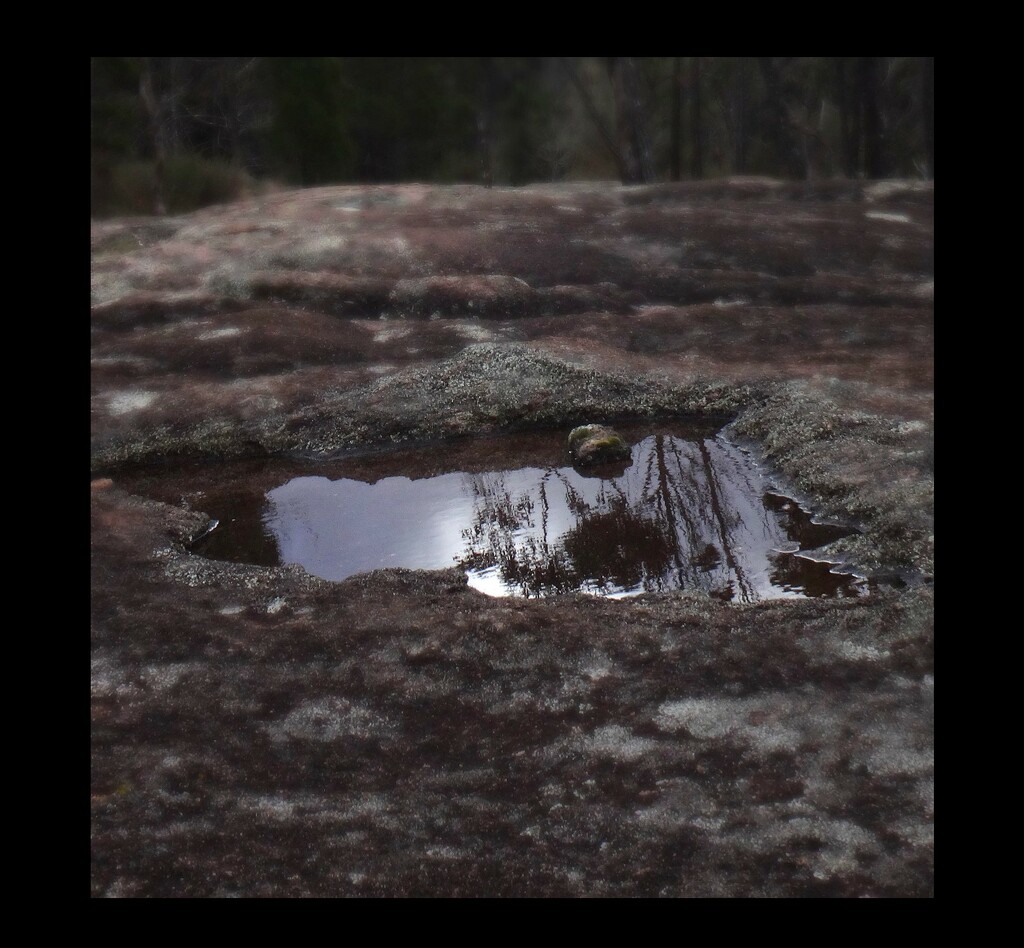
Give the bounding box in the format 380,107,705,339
568,424,631,465
91,180,933,898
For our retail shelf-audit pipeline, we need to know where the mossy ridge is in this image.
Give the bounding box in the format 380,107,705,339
729,383,933,576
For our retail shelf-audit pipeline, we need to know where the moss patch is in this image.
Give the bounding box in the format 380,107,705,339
567,424,631,464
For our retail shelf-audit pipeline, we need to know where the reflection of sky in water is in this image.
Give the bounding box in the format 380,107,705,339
269,473,474,578
263,434,860,600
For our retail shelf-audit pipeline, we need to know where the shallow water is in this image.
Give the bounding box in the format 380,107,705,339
123,423,867,600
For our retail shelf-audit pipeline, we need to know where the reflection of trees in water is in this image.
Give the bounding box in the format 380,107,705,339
762,492,848,551
760,492,862,598
192,487,280,566
562,496,676,591
460,469,577,596
458,434,762,599
766,551,850,598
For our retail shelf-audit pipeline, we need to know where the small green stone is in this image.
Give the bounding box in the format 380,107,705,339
568,424,630,465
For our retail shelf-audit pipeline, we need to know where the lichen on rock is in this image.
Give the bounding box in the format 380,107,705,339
568,424,631,465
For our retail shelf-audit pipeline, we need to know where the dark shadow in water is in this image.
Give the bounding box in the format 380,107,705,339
121,423,868,600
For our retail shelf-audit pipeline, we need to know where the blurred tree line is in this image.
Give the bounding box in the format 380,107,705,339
91,56,934,216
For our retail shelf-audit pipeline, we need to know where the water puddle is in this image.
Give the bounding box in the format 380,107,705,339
122,422,871,600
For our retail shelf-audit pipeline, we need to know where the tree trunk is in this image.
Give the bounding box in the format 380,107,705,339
734,58,748,174
478,57,495,187
561,58,629,182
138,58,167,215
921,56,934,179
859,56,884,178
757,57,803,179
609,57,655,184
670,57,682,181
836,58,859,177
689,57,703,179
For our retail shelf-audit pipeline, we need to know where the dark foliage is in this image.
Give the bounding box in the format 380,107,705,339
91,57,935,216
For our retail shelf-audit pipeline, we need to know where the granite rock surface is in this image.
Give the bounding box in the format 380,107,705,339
91,179,933,897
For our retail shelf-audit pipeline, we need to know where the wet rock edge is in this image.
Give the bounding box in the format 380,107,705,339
91,343,932,581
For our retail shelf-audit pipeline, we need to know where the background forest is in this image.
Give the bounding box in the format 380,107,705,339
91,57,934,217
